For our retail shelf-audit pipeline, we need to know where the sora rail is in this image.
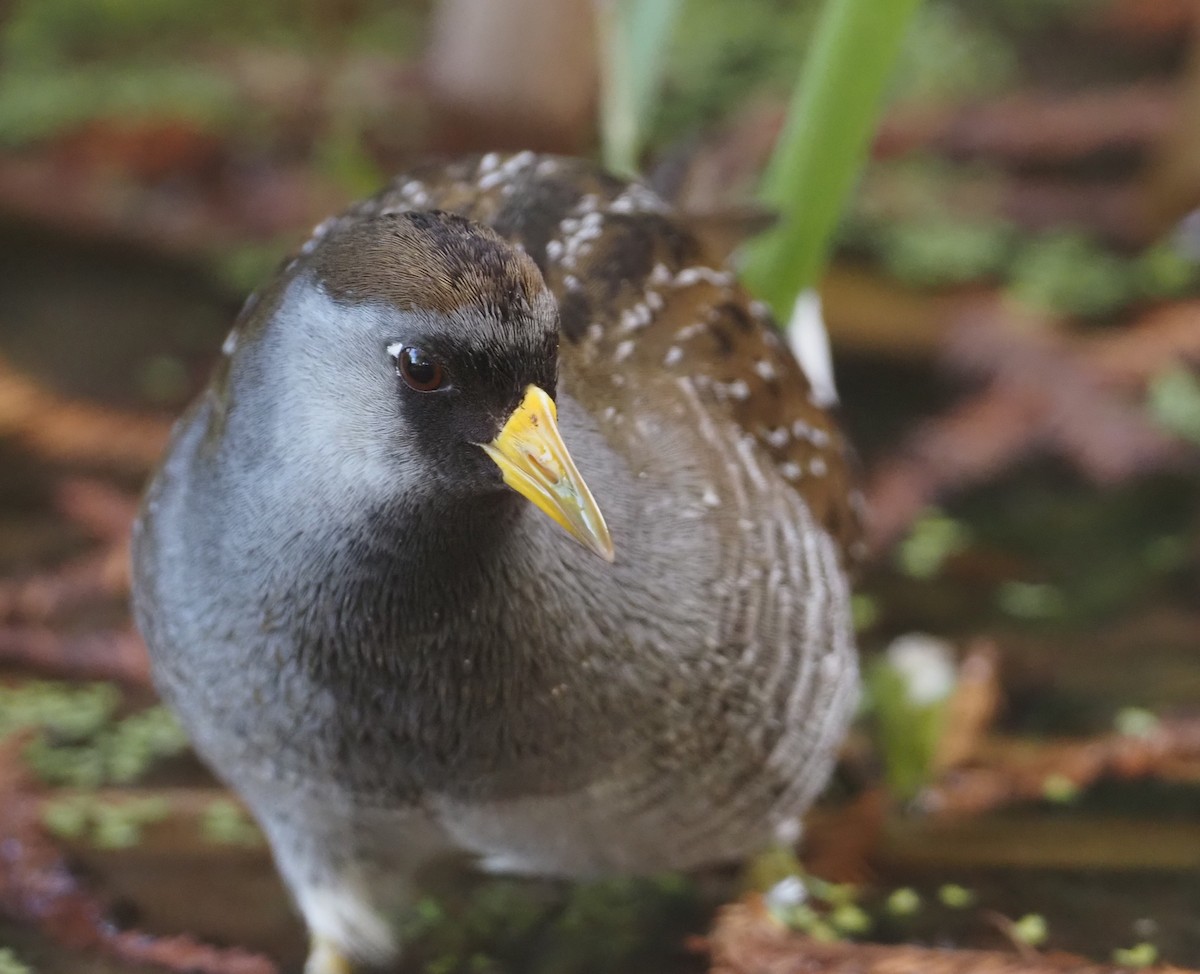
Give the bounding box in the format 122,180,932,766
133,152,863,974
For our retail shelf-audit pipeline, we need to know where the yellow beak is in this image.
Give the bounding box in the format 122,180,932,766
480,385,614,562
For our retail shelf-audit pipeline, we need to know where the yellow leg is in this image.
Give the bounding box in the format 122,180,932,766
304,936,355,974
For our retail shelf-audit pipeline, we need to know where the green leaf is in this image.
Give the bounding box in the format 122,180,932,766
742,0,927,315
597,0,686,175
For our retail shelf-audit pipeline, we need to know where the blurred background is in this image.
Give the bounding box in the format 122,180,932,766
1,1,1199,972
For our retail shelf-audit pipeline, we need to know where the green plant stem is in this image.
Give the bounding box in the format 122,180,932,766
742,0,925,316
597,0,685,176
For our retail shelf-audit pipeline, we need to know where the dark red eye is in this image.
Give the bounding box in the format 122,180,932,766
395,346,444,392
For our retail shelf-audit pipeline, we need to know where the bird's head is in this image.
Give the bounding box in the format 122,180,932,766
232,209,612,561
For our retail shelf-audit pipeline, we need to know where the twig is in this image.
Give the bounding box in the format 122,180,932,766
880,83,1178,166
922,717,1200,817
0,626,150,686
0,354,172,471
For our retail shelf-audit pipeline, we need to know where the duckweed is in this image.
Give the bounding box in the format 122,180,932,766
22,702,188,788
938,884,976,909
1041,773,1080,804
1012,913,1048,947
885,887,922,916
1113,943,1159,967
42,794,170,848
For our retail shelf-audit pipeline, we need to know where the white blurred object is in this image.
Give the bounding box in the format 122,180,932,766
1174,208,1200,261
786,289,839,408
426,0,596,144
884,633,957,706
765,875,809,913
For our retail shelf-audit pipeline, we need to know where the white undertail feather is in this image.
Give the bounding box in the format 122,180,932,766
296,883,395,965
785,289,839,408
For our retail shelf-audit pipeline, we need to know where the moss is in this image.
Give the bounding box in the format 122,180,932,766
878,217,1016,288
41,794,93,839
201,799,263,846
102,705,191,784
23,703,189,788
895,510,971,581
0,62,237,144
1134,242,1200,300
0,681,120,742
656,0,819,143
1148,367,1200,446
1,681,189,788
995,580,1068,622
42,794,170,848
92,796,170,848
401,874,702,974
829,902,873,935
960,474,1198,624
892,2,1019,106
1007,232,1133,318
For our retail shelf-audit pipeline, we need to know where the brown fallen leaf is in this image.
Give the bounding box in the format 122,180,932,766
882,83,1178,168
932,640,1003,775
54,478,140,544
0,546,128,624
801,787,890,884
0,478,138,624
864,296,1197,556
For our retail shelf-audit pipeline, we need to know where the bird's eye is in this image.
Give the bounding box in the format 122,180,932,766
392,345,445,392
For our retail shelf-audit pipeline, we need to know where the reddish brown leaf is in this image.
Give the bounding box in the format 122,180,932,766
54,479,140,544
922,717,1200,817
0,626,150,686
864,297,1197,556
933,641,1004,775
